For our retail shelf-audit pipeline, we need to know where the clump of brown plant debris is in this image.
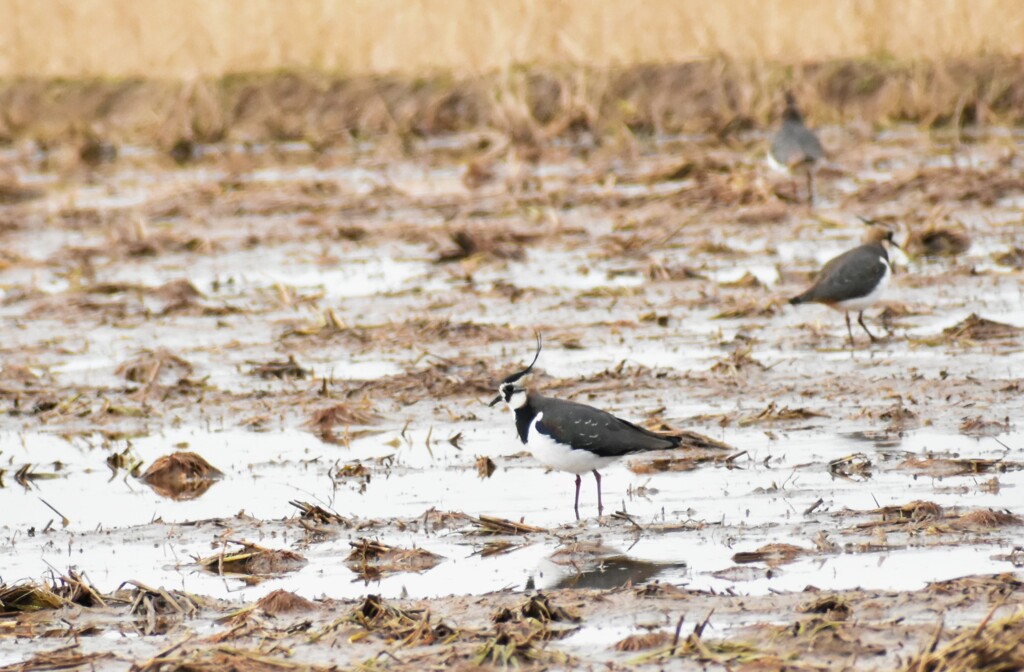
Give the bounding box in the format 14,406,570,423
942,314,1021,342
139,451,224,500
256,589,318,615
0,581,64,613
902,608,1024,672
345,538,444,579
194,540,307,577
732,543,811,568
904,209,971,257
305,399,380,444
346,594,460,647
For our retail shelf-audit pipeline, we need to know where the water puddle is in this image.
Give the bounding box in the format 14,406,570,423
3,129,1024,670
3,423,1020,603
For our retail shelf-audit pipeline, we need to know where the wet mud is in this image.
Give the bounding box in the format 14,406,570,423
2,125,1024,669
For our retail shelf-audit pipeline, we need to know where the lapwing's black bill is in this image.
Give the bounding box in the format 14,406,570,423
490,335,681,520
789,225,898,347
768,92,825,205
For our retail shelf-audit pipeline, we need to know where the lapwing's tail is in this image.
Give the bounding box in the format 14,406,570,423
641,431,682,451
789,291,812,305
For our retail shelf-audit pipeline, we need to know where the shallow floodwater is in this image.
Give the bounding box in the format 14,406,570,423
2,130,1024,667
2,422,1020,602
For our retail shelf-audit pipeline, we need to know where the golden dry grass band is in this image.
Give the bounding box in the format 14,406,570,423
3,56,1024,147
2,0,1021,78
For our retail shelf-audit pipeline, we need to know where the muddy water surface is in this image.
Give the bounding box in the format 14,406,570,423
3,129,1024,669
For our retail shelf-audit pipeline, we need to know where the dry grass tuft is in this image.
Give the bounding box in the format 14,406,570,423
959,416,1011,438
117,348,194,388
876,500,944,522
902,608,1024,672
476,455,497,478
50,568,106,608
993,247,1024,269
345,539,444,579
247,355,311,380
905,214,972,258
829,453,873,480
854,502,1020,536
952,509,1023,531
256,589,317,615
493,593,581,625
194,541,307,577
289,500,351,526
475,620,575,667
615,631,673,652
364,358,496,403
732,543,809,568
713,297,783,320
113,580,200,635
799,595,852,621
710,346,766,377
345,594,459,647
304,399,379,444
459,513,547,536
927,574,1023,598
900,456,1022,478
8,651,114,671
0,581,64,613
739,402,827,426
943,314,1022,342
435,228,530,264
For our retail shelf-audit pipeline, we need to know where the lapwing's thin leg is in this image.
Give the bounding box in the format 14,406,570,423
592,470,604,515
845,312,855,347
858,311,880,342
573,474,582,520
806,170,815,206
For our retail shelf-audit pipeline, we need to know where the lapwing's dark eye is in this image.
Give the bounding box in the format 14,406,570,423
502,385,511,401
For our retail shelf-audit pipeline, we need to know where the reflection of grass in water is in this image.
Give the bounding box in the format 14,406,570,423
2,0,1022,78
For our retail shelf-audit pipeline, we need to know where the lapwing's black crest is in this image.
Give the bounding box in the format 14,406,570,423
490,335,681,520
790,224,898,346
769,92,825,204
489,333,542,407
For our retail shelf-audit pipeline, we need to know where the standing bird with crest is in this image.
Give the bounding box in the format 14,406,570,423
789,223,899,346
489,336,681,519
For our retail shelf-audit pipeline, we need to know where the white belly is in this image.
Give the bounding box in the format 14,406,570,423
833,259,891,312
526,412,620,475
766,151,789,174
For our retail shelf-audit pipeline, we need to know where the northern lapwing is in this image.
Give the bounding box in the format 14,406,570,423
789,225,898,346
489,336,681,519
768,92,825,204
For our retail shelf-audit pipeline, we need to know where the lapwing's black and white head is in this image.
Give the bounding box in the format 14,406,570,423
489,334,542,411
789,221,900,347
489,335,681,520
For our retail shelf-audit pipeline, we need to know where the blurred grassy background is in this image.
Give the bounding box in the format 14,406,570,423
1,0,1022,77
2,0,1023,145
